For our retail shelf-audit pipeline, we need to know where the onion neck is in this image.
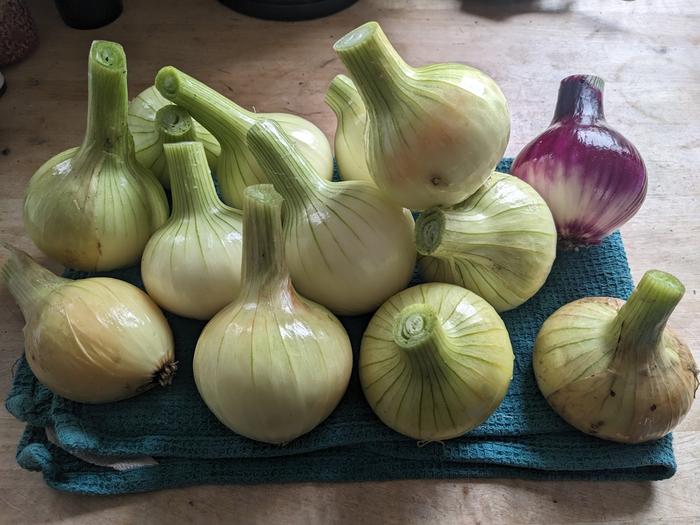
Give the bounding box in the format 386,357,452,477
394,304,451,370
415,208,454,257
79,41,132,159
246,120,326,209
552,74,605,124
613,270,684,366
334,21,413,116
156,105,199,145
240,184,291,297
155,66,256,147
1,243,66,320
325,74,363,121
164,142,229,218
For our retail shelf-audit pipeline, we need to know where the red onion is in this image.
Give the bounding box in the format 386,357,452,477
511,75,647,246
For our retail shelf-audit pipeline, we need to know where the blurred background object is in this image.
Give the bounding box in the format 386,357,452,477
54,0,123,30
0,0,37,66
219,0,358,21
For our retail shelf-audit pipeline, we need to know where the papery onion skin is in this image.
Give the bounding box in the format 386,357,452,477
334,21,510,210
511,75,647,246
360,283,514,441
141,141,243,320
325,74,372,183
23,41,168,271
154,66,333,209
128,86,220,185
1,243,176,404
534,270,698,443
416,172,557,312
193,185,353,444
246,119,416,316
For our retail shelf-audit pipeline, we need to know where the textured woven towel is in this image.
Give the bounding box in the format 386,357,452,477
5,160,676,495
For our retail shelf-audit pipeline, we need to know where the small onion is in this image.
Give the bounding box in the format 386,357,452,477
511,74,647,246
360,283,514,441
154,66,333,208
128,86,220,187
334,21,510,210
324,74,372,183
141,141,243,320
415,172,557,312
246,119,416,315
1,243,176,403
194,185,353,444
534,270,698,443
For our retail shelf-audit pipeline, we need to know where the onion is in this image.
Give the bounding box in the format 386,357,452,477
193,185,353,444
23,41,168,271
324,74,372,183
534,270,698,443
128,87,220,187
1,243,176,404
415,172,557,312
334,21,510,210
246,120,416,315
511,75,647,246
141,141,243,320
360,283,514,441
154,66,333,208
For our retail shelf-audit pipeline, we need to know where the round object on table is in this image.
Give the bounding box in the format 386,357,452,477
219,0,358,21
0,0,38,66
54,0,123,30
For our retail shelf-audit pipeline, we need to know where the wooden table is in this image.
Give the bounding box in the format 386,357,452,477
1,0,698,522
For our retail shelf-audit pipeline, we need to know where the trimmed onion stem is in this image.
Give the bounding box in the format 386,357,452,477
393,303,451,372
0,242,66,319
163,142,226,218
156,105,198,144
155,66,255,144
80,41,131,157
333,21,410,114
240,185,289,295
614,270,685,364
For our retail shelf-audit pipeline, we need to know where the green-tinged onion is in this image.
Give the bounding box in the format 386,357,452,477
128,86,220,187
193,185,353,444
1,243,176,404
141,142,243,320
534,270,698,443
416,172,557,312
334,21,510,210
324,74,372,183
23,41,168,271
360,283,514,441
246,120,416,316
154,66,333,208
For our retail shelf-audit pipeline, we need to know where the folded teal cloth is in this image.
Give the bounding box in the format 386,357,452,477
5,160,676,494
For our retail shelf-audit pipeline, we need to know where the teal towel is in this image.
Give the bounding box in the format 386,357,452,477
5,160,676,495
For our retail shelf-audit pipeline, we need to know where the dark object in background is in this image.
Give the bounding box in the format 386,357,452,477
0,72,6,96
54,0,123,29
0,0,38,66
220,0,358,21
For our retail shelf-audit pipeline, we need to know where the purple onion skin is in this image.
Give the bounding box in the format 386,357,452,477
511,75,647,246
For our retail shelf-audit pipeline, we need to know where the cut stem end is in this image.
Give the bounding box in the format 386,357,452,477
415,209,446,256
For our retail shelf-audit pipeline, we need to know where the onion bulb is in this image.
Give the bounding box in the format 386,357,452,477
415,172,557,312
154,66,333,208
511,75,647,246
334,21,510,210
246,120,416,315
1,243,176,404
193,185,353,444
23,41,168,271
141,141,243,320
128,86,220,187
360,283,514,441
324,74,371,183
534,270,698,443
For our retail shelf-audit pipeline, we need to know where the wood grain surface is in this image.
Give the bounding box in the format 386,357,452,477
1,0,699,523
